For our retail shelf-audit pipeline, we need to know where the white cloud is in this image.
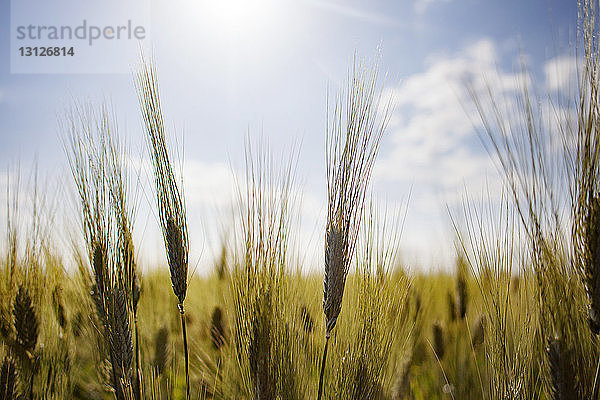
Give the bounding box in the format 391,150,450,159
377,39,516,190
375,43,581,270
375,38,529,268
544,54,579,93
179,158,326,274
183,160,237,208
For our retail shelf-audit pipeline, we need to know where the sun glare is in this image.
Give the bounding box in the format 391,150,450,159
205,0,279,38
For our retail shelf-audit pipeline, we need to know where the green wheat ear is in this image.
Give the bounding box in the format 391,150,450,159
12,285,38,399
210,306,226,350
13,286,38,355
432,321,445,360
136,58,191,400
64,103,139,400
318,54,393,400
152,325,169,376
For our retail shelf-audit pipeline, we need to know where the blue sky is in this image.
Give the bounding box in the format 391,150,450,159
0,0,580,272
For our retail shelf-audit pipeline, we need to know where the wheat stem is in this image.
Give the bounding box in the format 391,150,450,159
134,317,141,400
317,335,330,400
179,304,190,400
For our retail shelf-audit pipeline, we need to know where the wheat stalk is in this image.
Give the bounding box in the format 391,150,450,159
64,104,139,399
317,54,392,400
104,115,142,400
136,59,190,399
228,141,302,399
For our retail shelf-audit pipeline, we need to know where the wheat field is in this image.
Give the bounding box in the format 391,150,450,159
3,2,600,400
